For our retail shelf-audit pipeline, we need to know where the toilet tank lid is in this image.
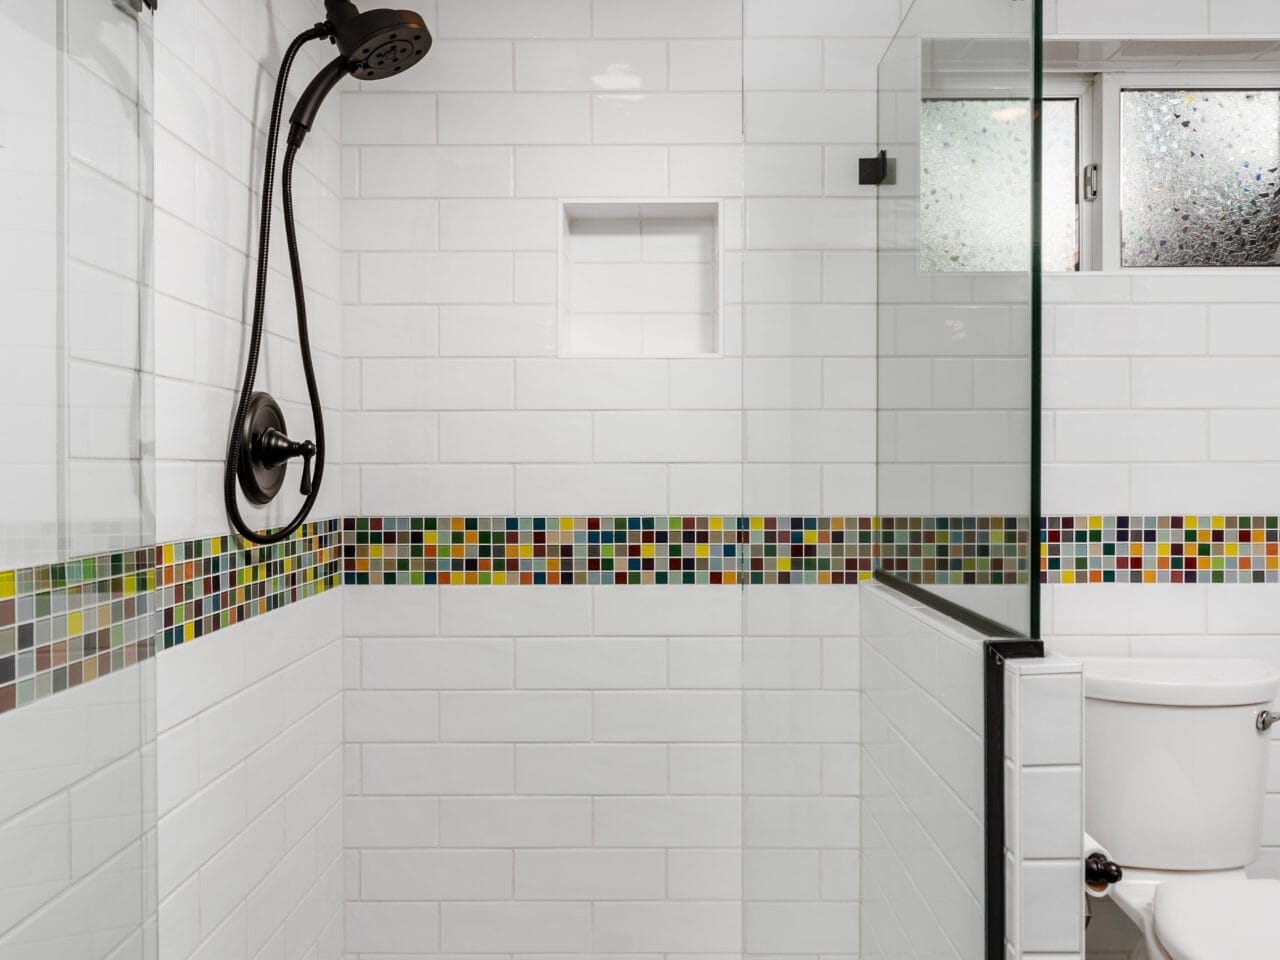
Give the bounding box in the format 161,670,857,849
1080,658,1280,706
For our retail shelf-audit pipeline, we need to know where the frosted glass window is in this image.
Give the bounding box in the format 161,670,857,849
1042,99,1081,272
1121,89,1280,267
919,99,1078,272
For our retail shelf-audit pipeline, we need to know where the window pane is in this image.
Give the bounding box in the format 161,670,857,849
919,99,1078,272
920,99,1030,271
1042,99,1080,272
1121,89,1280,267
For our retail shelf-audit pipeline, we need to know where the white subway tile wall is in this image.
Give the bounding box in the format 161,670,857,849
1,0,347,956
341,0,886,519
43,1,1280,958
154,0,345,545
1043,275,1280,517
344,586,739,957
1041,0,1280,934
1003,655,1084,960
744,586,860,958
344,584,860,959
1041,105,1280,954
156,592,344,960
0,665,153,958
0,0,153,566
0,589,345,960
859,584,986,960
874,4,1034,521
1044,0,1280,35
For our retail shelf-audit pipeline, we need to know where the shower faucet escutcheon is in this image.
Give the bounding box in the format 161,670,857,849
237,393,317,505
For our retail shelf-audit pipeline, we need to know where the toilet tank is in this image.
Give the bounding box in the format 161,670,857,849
1082,658,1280,871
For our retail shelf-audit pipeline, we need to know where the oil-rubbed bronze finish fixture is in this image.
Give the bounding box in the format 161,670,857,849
236,393,316,506
224,1,431,544
1085,852,1123,890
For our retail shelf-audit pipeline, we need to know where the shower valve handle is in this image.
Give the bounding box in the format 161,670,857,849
298,442,316,496
257,429,317,496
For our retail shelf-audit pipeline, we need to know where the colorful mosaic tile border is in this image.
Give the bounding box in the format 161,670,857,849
1042,515,1280,584
0,520,341,717
341,516,1031,587
22,510,1280,715
0,514,1032,717
879,516,1031,586
158,520,342,649
0,548,155,717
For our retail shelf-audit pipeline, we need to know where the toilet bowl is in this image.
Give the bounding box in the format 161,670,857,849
1106,866,1280,960
1080,658,1280,960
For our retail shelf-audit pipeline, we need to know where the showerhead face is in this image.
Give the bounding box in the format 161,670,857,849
287,3,432,145
332,7,432,81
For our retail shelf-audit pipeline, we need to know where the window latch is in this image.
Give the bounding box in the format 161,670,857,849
1083,163,1099,201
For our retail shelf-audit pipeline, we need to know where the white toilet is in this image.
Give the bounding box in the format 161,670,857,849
1082,657,1280,960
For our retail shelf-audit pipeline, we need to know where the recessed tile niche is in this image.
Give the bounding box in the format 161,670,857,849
558,201,722,357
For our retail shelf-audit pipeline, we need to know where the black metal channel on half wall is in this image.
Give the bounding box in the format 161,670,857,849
870,570,1044,960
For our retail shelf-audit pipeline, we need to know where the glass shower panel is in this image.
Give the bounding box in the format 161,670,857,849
0,0,63,570
0,0,154,570
64,0,155,564
876,5,1037,637
919,97,1077,273
1042,98,1080,271
867,2,1037,960
919,97,1035,272
737,7,866,959
0,0,157,957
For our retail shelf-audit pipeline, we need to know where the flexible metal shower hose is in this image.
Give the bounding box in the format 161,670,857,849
224,24,331,545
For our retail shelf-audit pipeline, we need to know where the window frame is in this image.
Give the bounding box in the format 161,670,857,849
918,78,1091,274
1097,71,1280,271
1042,75,1096,271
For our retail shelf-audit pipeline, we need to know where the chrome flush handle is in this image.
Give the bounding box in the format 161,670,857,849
1257,710,1280,733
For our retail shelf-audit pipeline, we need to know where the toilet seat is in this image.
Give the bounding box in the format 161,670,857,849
1152,877,1280,960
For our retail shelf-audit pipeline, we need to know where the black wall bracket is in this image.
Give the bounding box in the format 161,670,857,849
858,149,888,186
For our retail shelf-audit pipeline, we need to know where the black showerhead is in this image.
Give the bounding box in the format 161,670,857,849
289,2,432,145
327,0,432,80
